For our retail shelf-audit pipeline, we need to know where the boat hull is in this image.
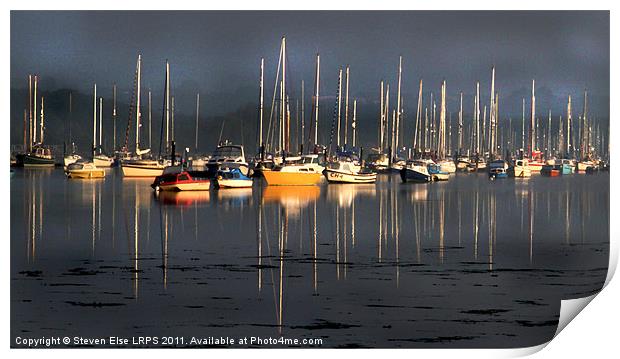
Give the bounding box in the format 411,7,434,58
216,179,253,188
577,161,594,172
159,181,211,191
528,162,544,173
262,171,322,186
324,169,377,184
66,169,105,179
93,156,113,167
22,154,55,167
431,173,450,181
122,164,165,177
509,167,531,178
400,168,431,183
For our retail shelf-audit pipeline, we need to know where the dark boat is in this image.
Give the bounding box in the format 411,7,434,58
17,146,55,167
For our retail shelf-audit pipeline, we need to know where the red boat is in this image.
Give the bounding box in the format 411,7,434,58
151,170,211,191
541,164,561,177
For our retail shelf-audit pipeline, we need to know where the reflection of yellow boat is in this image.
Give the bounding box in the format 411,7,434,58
262,186,320,217
156,190,211,206
262,164,322,186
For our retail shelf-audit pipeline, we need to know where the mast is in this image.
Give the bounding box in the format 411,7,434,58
113,84,117,151
344,65,350,146
385,84,390,152
313,53,320,147
395,56,402,156
301,80,305,153
136,54,142,155
489,66,495,156
99,97,103,154
475,82,480,154
33,75,38,144
352,99,357,147
282,36,287,153
567,96,572,156
259,58,264,152
438,80,446,159
40,96,44,144
28,75,32,151
336,68,342,147
93,83,97,158
148,89,152,150
195,93,200,151
521,98,525,151
458,91,463,154
530,79,535,156
547,110,552,156
582,90,588,159
414,79,423,153
165,60,170,151
379,81,384,152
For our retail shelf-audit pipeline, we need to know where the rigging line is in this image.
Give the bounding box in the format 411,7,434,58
265,44,283,152
123,60,139,152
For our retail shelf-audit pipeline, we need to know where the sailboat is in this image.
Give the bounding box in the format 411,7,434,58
261,37,323,186
324,151,377,184
121,55,165,177
435,80,455,175
508,158,531,178
18,75,56,167
93,90,113,167
63,92,82,167
66,83,105,179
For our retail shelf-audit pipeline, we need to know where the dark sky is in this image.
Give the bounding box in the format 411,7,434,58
9,10,609,150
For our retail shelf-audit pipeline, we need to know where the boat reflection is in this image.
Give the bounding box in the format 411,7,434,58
262,186,320,218
326,184,376,208
155,190,211,207
214,187,253,208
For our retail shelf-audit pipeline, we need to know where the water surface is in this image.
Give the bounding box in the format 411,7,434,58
10,169,609,348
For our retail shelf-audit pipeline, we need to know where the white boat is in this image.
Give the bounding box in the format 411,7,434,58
456,157,471,171
122,159,166,177
64,154,81,167
190,156,208,168
577,160,595,172
120,55,163,177
93,154,113,167
65,160,105,179
216,168,253,188
324,160,377,184
206,144,249,177
509,158,531,178
437,159,456,173
301,154,326,173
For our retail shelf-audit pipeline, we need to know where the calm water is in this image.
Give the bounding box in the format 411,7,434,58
10,168,609,348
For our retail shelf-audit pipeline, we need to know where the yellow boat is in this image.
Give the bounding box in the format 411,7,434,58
261,164,322,186
65,161,105,179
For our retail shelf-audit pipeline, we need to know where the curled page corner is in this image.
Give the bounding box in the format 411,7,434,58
555,294,598,337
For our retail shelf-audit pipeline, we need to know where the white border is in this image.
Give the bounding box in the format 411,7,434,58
2,2,616,358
